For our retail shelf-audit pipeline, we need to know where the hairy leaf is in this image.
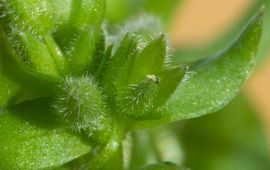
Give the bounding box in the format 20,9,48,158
0,29,56,108
128,36,166,85
0,99,92,169
0,0,104,34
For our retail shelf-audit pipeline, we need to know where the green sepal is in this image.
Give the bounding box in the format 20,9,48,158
53,76,112,144
154,67,185,108
104,15,165,56
16,32,59,77
69,0,105,29
120,76,159,119
95,44,113,82
102,34,138,107
66,29,97,75
0,99,92,170
91,30,106,75
128,35,166,85
54,0,106,75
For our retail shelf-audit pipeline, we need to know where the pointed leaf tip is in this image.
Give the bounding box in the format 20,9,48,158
166,12,263,121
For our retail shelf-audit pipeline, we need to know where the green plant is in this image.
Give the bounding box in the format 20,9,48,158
0,0,265,169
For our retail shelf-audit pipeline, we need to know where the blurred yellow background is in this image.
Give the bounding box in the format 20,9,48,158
170,0,254,47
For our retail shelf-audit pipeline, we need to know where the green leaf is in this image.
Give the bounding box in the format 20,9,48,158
132,13,262,129
0,29,55,108
129,128,183,169
0,73,20,108
102,34,138,91
167,12,263,121
54,0,106,75
0,99,92,169
0,0,63,34
137,162,188,170
0,0,106,106
17,32,59,77
257,0,270,61
99,34,138,112
0,0,105,34
66,29,97,75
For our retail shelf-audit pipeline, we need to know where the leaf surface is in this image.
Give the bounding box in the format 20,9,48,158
0,99,92,169
167,13,263,121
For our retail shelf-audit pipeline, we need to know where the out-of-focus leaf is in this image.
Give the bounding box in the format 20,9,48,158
178,94,270,170
257,0,270,61
166,12,263,121
129,131,162,168
172,0,262,64
137,162,188,170
106,0,181,24
0,99,92,170
55,143,123,170
129,128,184,169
